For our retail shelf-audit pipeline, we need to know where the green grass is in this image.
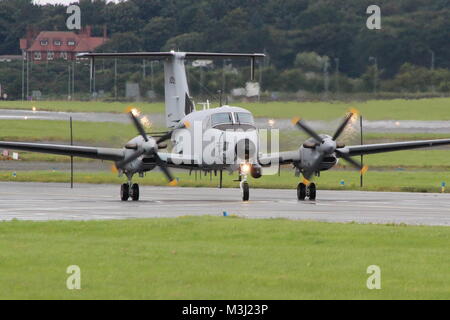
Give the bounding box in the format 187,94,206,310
0,119,145,145
2,169,450,193
240,98,450,120
0,217,448,299
1,97,450,120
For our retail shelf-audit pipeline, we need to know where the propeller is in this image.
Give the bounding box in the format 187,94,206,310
116,109,189,186
292,109,368,182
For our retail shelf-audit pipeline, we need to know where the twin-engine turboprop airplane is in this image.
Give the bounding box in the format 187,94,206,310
1,51,450,202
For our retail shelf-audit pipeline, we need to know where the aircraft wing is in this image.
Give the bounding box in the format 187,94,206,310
258,151,301,166
339,139,450,157
0,141,125,161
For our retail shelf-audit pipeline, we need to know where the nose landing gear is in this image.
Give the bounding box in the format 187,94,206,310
239,164,251,202
297,182,316,201
240,180,249,201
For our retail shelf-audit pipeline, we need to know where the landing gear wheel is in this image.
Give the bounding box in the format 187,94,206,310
131,183,140,201
242,182,250,202
121,183,130,201
308,183,316,201
297,183,306,201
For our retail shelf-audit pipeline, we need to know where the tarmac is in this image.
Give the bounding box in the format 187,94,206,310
0,182,449,226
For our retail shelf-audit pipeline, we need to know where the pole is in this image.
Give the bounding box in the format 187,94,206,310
26,52,29,100
219,170,223,189
150,61,154,92
70,116,74,189
430,50,435,93
143,59,146,78
21,51,25,101
258,59,262,102
114,58,118,100
360,115,364,188
335,57,340,94
72,60,75,99
68,63,71,100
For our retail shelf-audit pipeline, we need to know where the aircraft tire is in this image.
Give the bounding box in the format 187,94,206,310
121,183,130,201
131,184,140,201
242,182,250,202
309,183,316,200
297,183,306,201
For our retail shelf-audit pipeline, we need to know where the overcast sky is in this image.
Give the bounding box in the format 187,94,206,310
33,0,120,5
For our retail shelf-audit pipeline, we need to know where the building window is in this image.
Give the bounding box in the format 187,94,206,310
54,40,62,46
40,40,48,46
34,52,41,60
60,52,67,60
67,40,76,46
47,51,54,60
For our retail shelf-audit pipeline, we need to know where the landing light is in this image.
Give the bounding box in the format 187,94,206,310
240,163,251,175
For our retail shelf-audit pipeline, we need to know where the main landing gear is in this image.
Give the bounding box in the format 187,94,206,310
297,182,316,201
121,181,140,201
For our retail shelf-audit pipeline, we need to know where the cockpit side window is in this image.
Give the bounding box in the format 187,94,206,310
211,113,233,127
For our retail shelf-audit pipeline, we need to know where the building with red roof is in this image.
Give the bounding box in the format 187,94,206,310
20,26,108,62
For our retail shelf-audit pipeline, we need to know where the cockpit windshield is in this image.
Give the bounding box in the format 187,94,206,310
211,113,233,127
235,112,254,125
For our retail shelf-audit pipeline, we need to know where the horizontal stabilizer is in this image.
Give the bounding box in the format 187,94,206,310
78,51,265,60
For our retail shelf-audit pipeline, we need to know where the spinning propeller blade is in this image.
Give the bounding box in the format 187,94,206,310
128,110,149,142
115,108,177,183
291,117,323,143
332,110,357,141
335,150,369,175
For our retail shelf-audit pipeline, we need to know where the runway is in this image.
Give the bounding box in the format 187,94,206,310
0,182,449,226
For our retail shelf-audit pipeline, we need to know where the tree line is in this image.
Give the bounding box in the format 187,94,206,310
0,0,449,99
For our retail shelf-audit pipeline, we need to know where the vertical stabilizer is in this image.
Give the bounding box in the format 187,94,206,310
164,52,191,128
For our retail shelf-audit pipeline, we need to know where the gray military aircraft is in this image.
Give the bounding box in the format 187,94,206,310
1,51,450,202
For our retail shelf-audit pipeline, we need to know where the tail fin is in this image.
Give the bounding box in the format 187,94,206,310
163,53,192,128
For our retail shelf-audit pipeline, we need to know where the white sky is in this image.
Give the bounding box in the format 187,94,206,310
33,0,120,5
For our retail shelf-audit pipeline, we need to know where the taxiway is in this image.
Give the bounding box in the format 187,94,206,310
0,182,449,226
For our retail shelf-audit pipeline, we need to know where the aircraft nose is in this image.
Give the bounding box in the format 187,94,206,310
235,138,257,162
